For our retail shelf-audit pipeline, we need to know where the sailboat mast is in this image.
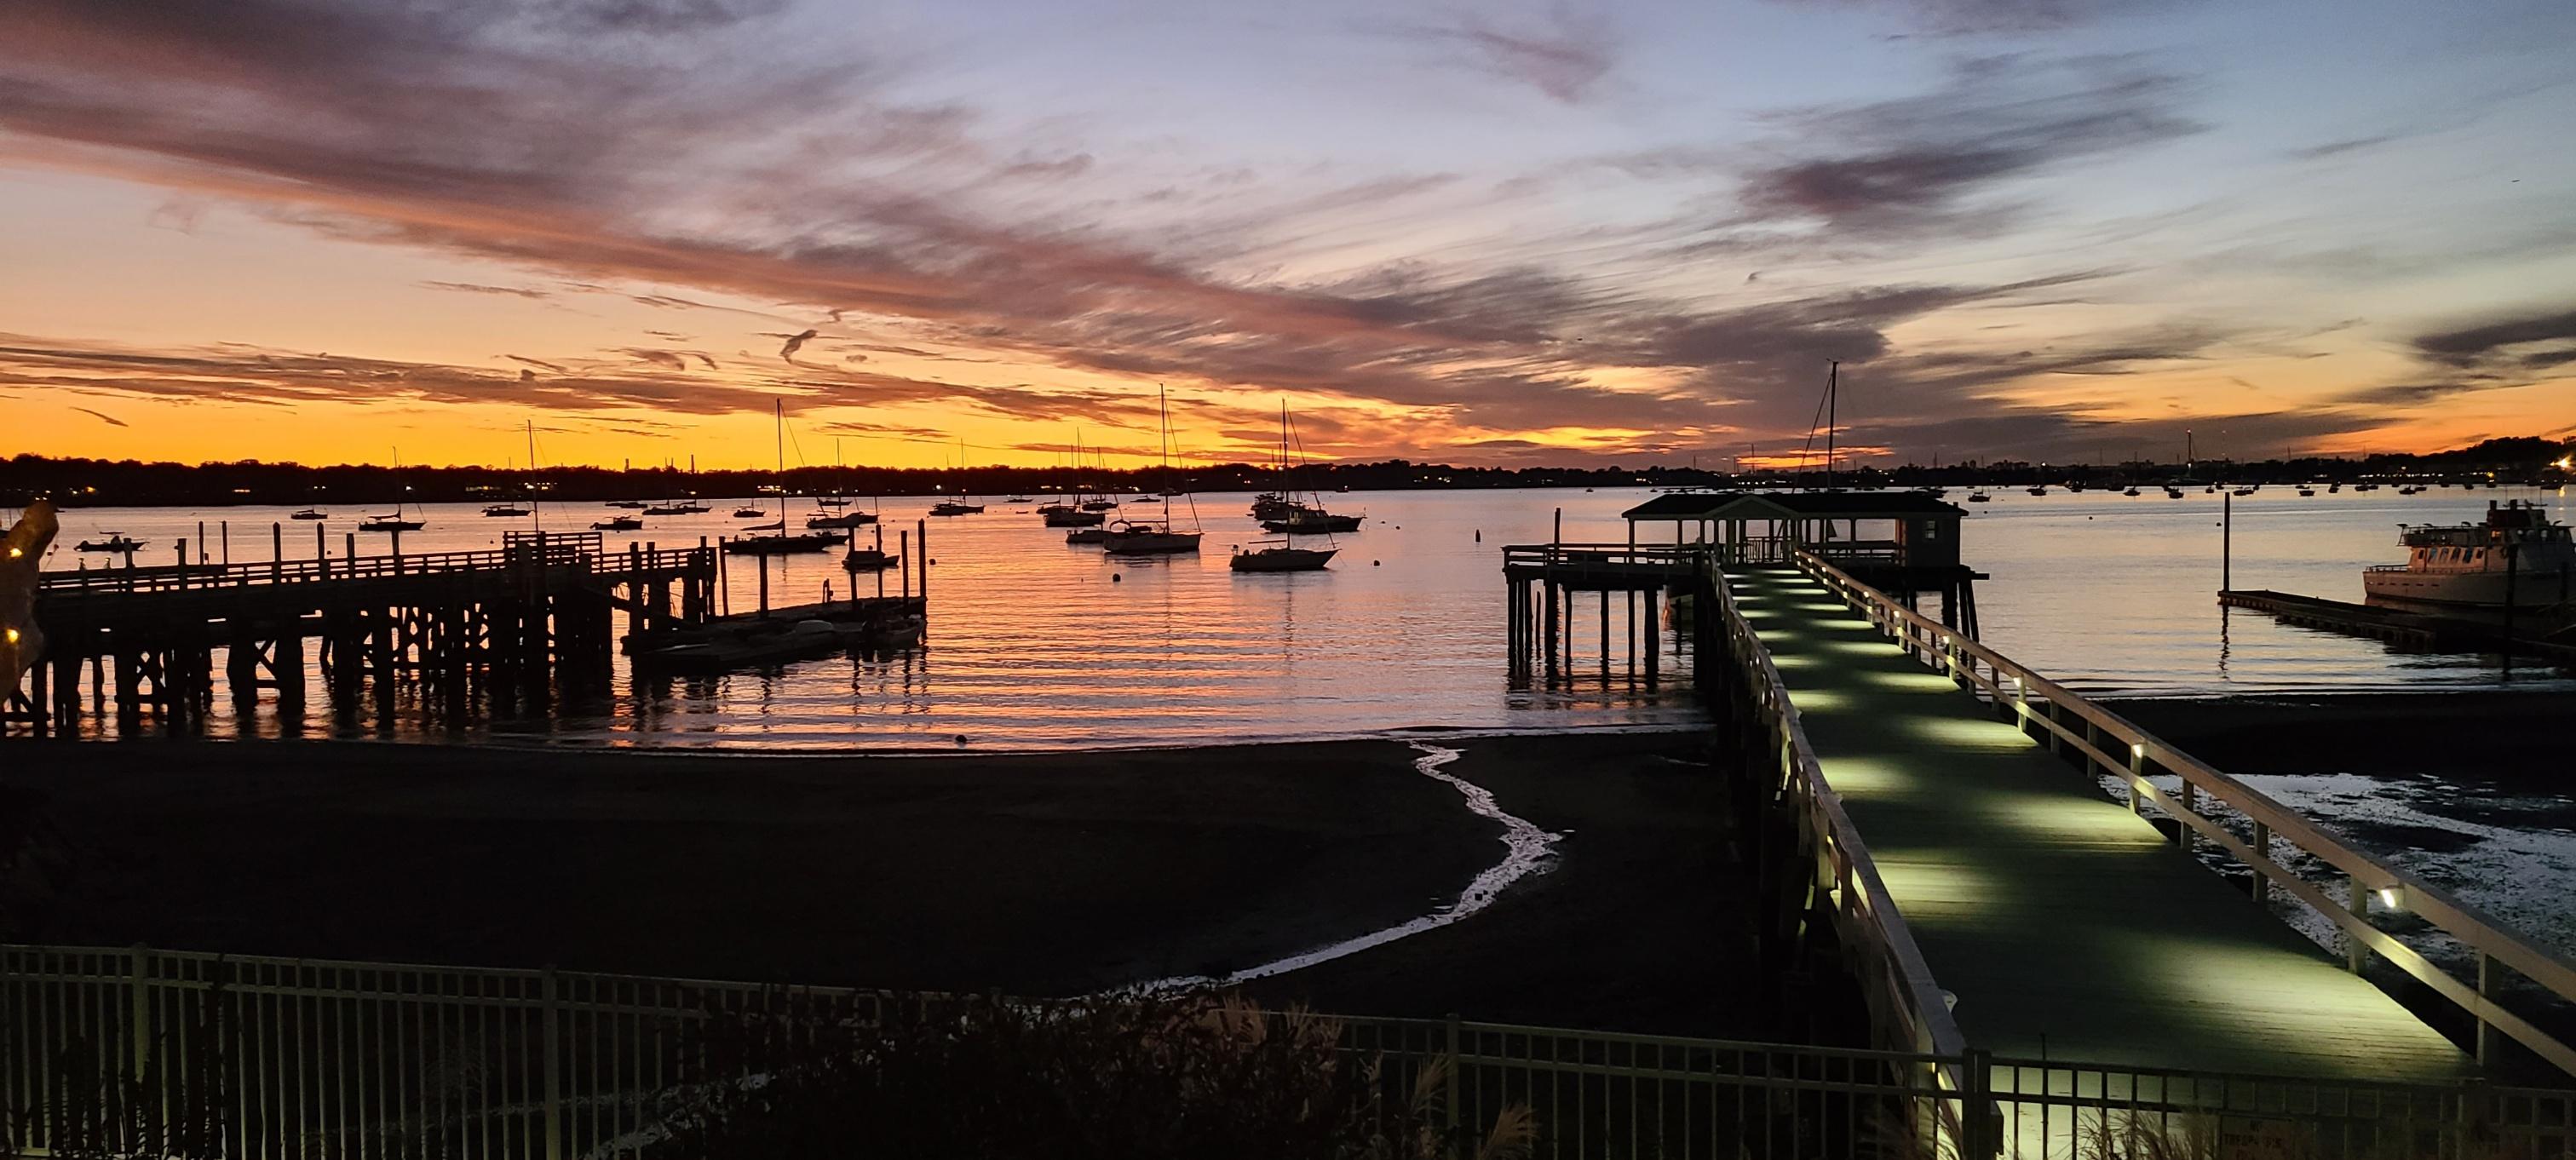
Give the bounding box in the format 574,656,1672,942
526,420,542,532
773,399,785,534
1825,360,1838,491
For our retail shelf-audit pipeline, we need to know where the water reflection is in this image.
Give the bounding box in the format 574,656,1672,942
29,485,2570,746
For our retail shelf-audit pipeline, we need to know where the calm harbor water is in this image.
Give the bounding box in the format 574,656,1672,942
32,483,2572,747
28,484,2576,957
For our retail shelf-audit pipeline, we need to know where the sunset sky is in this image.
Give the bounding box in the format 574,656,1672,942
4,0,2574,471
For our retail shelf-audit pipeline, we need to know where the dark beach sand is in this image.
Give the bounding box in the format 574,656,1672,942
2100,690,2576,781
3,729,1754,1033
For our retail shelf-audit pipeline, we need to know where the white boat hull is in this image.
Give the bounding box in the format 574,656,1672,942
2363,566,2573,611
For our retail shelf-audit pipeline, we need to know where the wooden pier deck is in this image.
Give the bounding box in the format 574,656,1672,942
1728,565,2476,1081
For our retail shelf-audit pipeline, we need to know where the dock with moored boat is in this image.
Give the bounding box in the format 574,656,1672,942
2220,588,2576,663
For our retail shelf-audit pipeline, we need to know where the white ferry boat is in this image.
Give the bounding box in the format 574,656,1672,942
2363,501,2573,617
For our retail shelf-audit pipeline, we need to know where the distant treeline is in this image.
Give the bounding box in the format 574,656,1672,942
5,436,2568,509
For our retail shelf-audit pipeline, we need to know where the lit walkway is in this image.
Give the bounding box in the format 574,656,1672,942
1727,566,2472,1081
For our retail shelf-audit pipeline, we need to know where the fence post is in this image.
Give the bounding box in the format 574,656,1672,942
128,944,152,1083
1958,1048,1995,1160
543,966,564,1160
2127,744,2145,815
1443,1012,1462,1156
2250,821,2271,904
2346,876,2370,974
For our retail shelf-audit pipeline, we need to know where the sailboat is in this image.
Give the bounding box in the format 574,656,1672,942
483,425,543,516
722,402,838,556
359,448,426,532
1232,401,1337,572
806,440,879,528
929,439,986,516
1101,385,1204,556
1044,431,1109,529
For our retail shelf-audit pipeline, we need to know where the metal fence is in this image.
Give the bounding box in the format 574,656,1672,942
12,945,2576,1159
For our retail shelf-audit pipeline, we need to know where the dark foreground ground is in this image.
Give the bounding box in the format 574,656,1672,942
2102,689,2576,780
0,729,1756,1035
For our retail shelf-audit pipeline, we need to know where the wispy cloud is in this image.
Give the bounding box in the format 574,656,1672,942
1379,3,1618,103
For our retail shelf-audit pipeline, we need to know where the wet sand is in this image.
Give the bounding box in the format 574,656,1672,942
2,730,1753,1032
2102,690,2576,782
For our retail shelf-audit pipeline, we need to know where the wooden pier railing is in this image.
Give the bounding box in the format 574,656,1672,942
1796,549,2576,1078
1691,558,1973,1120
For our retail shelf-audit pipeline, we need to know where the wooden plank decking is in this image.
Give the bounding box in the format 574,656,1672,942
1726,566,2474,1082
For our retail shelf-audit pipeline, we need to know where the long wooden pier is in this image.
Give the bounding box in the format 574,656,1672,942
1503,541,2576,1087
4,531,717,736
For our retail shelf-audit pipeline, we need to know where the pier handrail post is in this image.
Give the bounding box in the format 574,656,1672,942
2127,743,2146,815
2477,951,2498,1065
2346,874,2370,973
2251,820,2271,904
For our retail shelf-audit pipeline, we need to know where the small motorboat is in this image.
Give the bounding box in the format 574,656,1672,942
671,502,711,514
2122,486,2141,497
1044,508,1105,527
1080,499,1119,512
634,619,849,674
2297,486,2317,497
2165,487,2186,498
842,548,895,571
2026,486,2047,497
608,500,649,509
815,496,852,508
806,511,878,528
290,508,327,520
481,503,532,517
643,503,690,516
358,514,424,532
1230,542,1336,572
1967,491,1992,503
76,534,146,553
733,507,767,519
1003,496,1035,505
928,501,984,517
744,520,785,531
1066,526,1112,545
592,515,644,531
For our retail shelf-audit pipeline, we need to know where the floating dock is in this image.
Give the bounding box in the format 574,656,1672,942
2220,589,2576,665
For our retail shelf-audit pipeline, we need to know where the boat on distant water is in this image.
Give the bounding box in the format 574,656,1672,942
2364,501,2574,617
1080,499,1120,512
482,503,531,517
1101,384,1203,556
592,515,644,531
1261,509,1362,534
2297,485,2316,497
361,449,427,532
1003,496,1034,505
608,500,649,509
2026,486,2048,497
722,402,837,556
1967,491,1992,503
842,547,894,571
929,500,984,517
76,533,145,553
290,508,327,520
644,503,691,516
1233,401,1338,572
1065,526,1112,544
807,510,877,528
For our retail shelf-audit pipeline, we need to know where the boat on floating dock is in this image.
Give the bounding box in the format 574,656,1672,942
627,599,924,672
